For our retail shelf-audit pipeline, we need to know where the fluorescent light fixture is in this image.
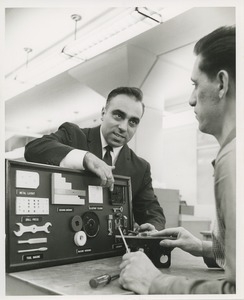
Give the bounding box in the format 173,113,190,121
62,7,161,61
5,6,192,101
17,50,80,83
5,7,161,100
4,48,82,100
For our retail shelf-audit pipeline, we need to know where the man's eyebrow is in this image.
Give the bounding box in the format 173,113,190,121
112,109,141,122
130,117,140,123
112,109,125,116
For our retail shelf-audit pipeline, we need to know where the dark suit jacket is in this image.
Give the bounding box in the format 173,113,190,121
25,122,166,230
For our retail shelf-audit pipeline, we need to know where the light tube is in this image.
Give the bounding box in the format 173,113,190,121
62,7,162,61
5,7,161,100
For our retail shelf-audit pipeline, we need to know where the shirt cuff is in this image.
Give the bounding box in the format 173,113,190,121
59,149,87,170
202,241,220,268
202,241,213,258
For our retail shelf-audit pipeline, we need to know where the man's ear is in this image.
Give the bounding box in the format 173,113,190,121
101,107,106,120
217,70,229,98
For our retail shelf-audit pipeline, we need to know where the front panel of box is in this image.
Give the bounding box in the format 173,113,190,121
5,160,133,272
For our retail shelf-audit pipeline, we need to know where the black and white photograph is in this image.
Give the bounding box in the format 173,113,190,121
1,0,243,299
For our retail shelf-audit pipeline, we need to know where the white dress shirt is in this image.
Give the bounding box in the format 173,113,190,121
60,127,123,169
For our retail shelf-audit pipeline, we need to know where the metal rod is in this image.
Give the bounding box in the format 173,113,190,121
118,226,129,253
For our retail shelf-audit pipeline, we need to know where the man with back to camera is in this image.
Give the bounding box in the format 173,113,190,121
119,26,236,294
24,87,166,232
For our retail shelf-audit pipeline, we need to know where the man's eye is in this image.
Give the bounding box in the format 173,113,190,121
129,119,139,127
113,113,122,119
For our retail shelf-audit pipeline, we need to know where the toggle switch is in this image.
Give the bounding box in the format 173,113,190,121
107,215,113,236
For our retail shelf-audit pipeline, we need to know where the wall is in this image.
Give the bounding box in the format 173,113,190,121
134,108,216,223
161,124,197,205
134,106,165,187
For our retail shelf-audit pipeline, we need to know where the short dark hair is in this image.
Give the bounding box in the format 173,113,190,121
194,26,235,81
106,87,145,114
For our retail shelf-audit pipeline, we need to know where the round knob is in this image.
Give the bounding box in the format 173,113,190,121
74,231,87,246
160,254,168,264
71,215,83,232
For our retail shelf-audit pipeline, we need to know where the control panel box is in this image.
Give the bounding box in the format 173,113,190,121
115,235,174,268
5,160,133,272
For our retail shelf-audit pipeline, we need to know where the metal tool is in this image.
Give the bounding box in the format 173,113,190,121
18,237,47,244
118,226,130,253
89,273,120,288
18,247,48,253
14,222,52,237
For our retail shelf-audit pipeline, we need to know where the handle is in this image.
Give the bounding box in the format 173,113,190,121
18,247,48,253
18,238,47,244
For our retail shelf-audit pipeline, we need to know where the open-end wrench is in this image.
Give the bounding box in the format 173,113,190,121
14,222,52,237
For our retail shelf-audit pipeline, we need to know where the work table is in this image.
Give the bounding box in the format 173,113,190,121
6,248,224,295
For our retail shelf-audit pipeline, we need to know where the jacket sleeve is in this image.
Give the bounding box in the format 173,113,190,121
149,273,235,294
132,162,166,230
25,122,87,165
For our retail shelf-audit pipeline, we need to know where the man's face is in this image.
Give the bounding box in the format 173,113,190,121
101,94,143,147
189,55,222,135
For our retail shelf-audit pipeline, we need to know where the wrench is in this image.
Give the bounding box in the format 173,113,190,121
14,222,52,237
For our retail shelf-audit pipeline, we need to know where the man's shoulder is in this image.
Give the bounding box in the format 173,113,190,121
59,122,81,131
216,137,236,164
126,146,149,167
59,122,98,135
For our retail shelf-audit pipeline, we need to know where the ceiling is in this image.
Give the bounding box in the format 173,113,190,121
5,7,111,76
4,6,235,155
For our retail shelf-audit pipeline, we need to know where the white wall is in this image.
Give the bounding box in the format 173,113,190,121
134,104,198,204
161,125,197,205
133,106,165,187
134,108,216,223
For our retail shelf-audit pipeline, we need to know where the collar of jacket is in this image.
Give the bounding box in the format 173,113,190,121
86,125,131,164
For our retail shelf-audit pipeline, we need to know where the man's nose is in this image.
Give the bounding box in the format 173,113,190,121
118,119,128,131
189,90,196,107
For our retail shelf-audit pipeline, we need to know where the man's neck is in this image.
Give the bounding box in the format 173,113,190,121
216,125,236,148
215,98,236,146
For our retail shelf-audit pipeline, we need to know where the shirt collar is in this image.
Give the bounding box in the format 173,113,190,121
220,128,236,150
100,127,123,157
211,128,236,167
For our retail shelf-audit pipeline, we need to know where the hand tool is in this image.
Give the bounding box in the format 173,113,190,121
14,222,52,237
18,247,48,253
89,273,120,288
18,237,47,244
118,226,130,253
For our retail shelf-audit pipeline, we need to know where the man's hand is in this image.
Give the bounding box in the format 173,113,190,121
83,152,115,191
137,223,158,235
149,227,203,257
119,251,161,294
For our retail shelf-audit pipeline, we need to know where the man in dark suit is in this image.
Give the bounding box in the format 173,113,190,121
25,87,166,231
